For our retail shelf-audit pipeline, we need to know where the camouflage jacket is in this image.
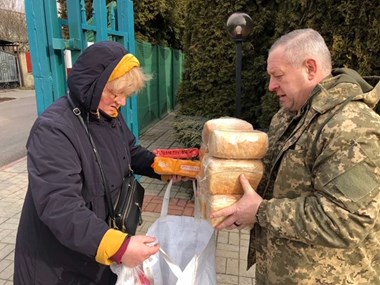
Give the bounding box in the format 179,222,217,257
248,68,380,285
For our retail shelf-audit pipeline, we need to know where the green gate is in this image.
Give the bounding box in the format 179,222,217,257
24,0,139,136
25,0,184,136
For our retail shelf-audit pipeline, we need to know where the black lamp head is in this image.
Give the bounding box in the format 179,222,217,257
226,12,253,41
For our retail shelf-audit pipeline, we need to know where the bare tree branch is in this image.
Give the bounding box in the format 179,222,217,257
0,0,17,11
0,8,28,50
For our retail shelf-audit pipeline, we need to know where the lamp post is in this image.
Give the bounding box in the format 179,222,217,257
226,12,253,118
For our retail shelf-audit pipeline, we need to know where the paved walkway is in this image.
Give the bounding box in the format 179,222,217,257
0,112,255,285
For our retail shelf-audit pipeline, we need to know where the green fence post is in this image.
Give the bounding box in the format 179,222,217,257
66,0,87,63
136,41,160,132
116,0,139,138
158,46,173,116
25,0,66,115
172,49,181,107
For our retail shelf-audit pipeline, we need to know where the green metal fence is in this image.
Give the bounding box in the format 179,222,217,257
136,41,184,133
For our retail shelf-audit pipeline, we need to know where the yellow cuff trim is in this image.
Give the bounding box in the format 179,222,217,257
95,229,127,265
108,54,140,82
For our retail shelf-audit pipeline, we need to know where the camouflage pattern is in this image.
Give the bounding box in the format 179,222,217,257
248,68,380,285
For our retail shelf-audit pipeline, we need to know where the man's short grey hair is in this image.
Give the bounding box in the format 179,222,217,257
269,28,332,74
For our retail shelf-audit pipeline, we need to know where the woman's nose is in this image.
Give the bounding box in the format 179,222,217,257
115,96,127,106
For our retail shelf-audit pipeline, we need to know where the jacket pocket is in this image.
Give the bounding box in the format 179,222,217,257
315,140,379,210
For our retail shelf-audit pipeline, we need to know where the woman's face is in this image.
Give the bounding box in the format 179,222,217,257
98,86,127,117
99,80,136,117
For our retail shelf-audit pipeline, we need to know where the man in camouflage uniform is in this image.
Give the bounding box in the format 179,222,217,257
211,28,380,284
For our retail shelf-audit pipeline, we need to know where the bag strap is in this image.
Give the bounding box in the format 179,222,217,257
156,181,184,278
67,94,116,222
157,179,209,281
160,179,173,216
160,179,197,217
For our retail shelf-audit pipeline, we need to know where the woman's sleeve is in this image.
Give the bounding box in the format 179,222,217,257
123,124,161,179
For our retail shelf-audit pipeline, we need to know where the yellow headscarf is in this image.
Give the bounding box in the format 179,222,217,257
108,54,140,82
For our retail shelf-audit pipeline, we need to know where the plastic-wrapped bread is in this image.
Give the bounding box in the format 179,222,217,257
196,192,208,220
208,129,268,160
202,117,254,145
196,192,255,228
197,155,264,195
207,194,242,227
152,157,201,178
199,143,208,162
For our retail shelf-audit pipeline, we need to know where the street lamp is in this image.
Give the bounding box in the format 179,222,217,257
226,12,253,118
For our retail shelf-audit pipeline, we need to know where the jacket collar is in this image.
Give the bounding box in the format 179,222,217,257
310,68,379,114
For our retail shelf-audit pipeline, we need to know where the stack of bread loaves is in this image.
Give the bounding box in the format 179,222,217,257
196,117,268,227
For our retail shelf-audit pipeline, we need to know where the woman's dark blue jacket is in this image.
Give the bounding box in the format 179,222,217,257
14,41,159,284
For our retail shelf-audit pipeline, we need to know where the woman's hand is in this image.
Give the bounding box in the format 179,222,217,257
161,175,193,183
120,235,159,268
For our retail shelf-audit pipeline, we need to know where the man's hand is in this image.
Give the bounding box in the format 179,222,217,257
210,174,263,230
120,235,159,268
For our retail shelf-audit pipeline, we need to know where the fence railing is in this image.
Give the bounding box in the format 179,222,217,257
136,41,184,133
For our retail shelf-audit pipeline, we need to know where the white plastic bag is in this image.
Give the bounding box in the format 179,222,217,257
146,180,217,285
110,263,153,285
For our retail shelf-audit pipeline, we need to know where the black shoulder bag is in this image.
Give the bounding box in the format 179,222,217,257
68,95,145,235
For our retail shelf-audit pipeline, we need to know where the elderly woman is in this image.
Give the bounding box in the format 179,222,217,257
14,41,163,284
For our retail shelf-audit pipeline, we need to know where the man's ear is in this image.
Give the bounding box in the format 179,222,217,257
305,59,317,80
